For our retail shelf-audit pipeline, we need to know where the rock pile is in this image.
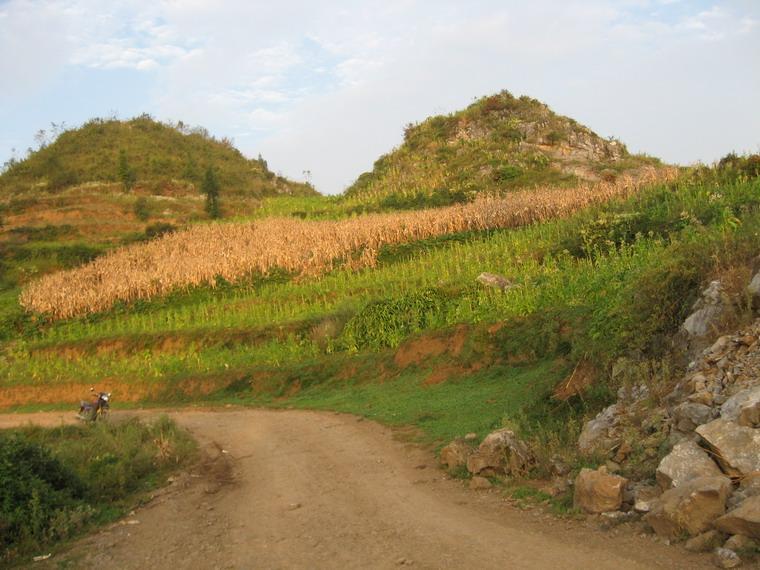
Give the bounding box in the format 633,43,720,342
572,272,760,565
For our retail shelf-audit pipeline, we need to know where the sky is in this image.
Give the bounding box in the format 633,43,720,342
1,1,759,195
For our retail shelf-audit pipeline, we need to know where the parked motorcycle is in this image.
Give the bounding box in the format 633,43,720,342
77,388,111,422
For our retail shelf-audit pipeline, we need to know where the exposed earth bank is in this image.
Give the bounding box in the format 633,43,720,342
1,409,713,569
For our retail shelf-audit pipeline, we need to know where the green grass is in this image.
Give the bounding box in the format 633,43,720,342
0,416,196,564
280,360,566,447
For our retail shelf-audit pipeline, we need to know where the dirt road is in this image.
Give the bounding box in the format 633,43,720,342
2,409,713,569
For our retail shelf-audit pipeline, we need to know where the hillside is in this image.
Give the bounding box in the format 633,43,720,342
344,91,659,209
0,115,316,197
0,116,319,298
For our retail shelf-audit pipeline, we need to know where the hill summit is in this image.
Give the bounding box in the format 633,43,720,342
0,114,316,198
345,90,658,208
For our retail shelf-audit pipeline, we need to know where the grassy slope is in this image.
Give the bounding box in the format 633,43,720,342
1,167,758,462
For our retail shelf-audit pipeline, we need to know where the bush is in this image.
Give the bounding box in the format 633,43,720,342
342,287,452,350
144,222,177,241
0,435,86,552
1,417,196,562
133,197,150,221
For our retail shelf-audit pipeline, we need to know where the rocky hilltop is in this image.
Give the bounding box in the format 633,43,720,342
345,90,658,208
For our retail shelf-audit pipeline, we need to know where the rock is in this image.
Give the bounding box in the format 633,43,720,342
466,429,531,476
464,432,478,441
747,271,760,298
541,476,571,497
613,441,633,463
696,419,760,478
684,530,725,553
724,534,759,553
681,281,725,338
469,476,493,490
599,510,639,529
573,467,628,514
476,272,514,291
656,440,724,490
713,547,742,568
633,484,662,514
721,387,760,427
728,475,760,511
440,439,473,470
578,404,619,454
672,401,715,432
644,476,732,539
715,496,760,539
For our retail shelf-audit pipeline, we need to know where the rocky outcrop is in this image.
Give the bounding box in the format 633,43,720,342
644,476,732,539
573,467,628,514
681,281,727,339
656,440,724,490
578,404,620,454
715,496,760,539
466,428,532,476
696,419,760,478
439,439,473,470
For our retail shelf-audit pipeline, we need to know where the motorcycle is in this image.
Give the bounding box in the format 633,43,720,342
77,388,111,422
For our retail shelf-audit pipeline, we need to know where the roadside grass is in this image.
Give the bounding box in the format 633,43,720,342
279,359,567,448
0,416,196,565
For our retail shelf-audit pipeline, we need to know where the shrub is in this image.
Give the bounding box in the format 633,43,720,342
342,287,452,350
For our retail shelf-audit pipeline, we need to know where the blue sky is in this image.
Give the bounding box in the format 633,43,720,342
1,0,759,194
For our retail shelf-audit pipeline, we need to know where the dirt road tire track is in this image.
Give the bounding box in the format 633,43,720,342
1,409,713,569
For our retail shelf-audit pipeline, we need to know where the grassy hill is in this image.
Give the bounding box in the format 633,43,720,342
0,114,315,197
343,90,659,210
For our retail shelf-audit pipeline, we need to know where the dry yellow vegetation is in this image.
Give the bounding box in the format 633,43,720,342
20,168,674,319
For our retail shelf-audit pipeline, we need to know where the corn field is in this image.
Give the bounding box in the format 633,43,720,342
20,168,674,319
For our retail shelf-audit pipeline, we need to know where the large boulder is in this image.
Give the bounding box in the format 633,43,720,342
644,476,732,539
440,438,473,470
696,419,760,478
715,496,760,539
466,428,531,476
656,440,724,490
573,467,628,514
578,404,619,454
672,401,715,432
721,386,760,428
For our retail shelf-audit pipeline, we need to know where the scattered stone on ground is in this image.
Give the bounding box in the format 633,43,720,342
476,272,516,291
469,476,493,491
573,467,628,514
712,547,742,569
684,530,725,553
439,438,473,470
466,428,532,476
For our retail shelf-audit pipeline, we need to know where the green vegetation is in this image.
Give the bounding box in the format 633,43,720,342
0,416,195,563
202,166,221,219
342,90,659,210
1,165,757,459
0,115,315,197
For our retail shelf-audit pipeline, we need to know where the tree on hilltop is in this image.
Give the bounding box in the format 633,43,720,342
117,149,137,191
202,166,221,218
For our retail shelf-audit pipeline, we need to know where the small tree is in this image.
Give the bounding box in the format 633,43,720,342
118,149,137,191
202,166,221,218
